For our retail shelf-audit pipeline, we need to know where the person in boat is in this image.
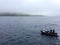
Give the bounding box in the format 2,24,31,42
50,29,52,34
50,29,55,34
53,29,55,34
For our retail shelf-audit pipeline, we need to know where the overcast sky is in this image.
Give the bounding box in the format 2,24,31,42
0,0,60,16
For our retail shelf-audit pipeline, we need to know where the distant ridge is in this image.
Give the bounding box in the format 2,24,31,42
0,13,45,16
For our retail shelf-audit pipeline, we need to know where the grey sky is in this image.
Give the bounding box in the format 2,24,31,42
0,0,60,16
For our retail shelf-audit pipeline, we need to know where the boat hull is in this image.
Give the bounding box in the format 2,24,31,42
41,31,58,37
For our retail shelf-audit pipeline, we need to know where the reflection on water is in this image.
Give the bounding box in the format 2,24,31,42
40,34,58,45
0,16,60,45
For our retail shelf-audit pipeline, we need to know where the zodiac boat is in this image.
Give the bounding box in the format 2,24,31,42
41,30,58,37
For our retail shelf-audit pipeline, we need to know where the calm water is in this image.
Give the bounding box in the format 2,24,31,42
0,16,60,45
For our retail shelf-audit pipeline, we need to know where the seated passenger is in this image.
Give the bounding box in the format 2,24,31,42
50,30,52,34
53,29,55,34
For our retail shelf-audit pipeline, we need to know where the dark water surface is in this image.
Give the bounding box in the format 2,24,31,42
0,16,60,45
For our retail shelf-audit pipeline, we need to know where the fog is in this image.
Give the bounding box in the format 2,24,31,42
0,0,60,16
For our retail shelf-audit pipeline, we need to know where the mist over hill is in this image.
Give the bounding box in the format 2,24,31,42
0,13,44,16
